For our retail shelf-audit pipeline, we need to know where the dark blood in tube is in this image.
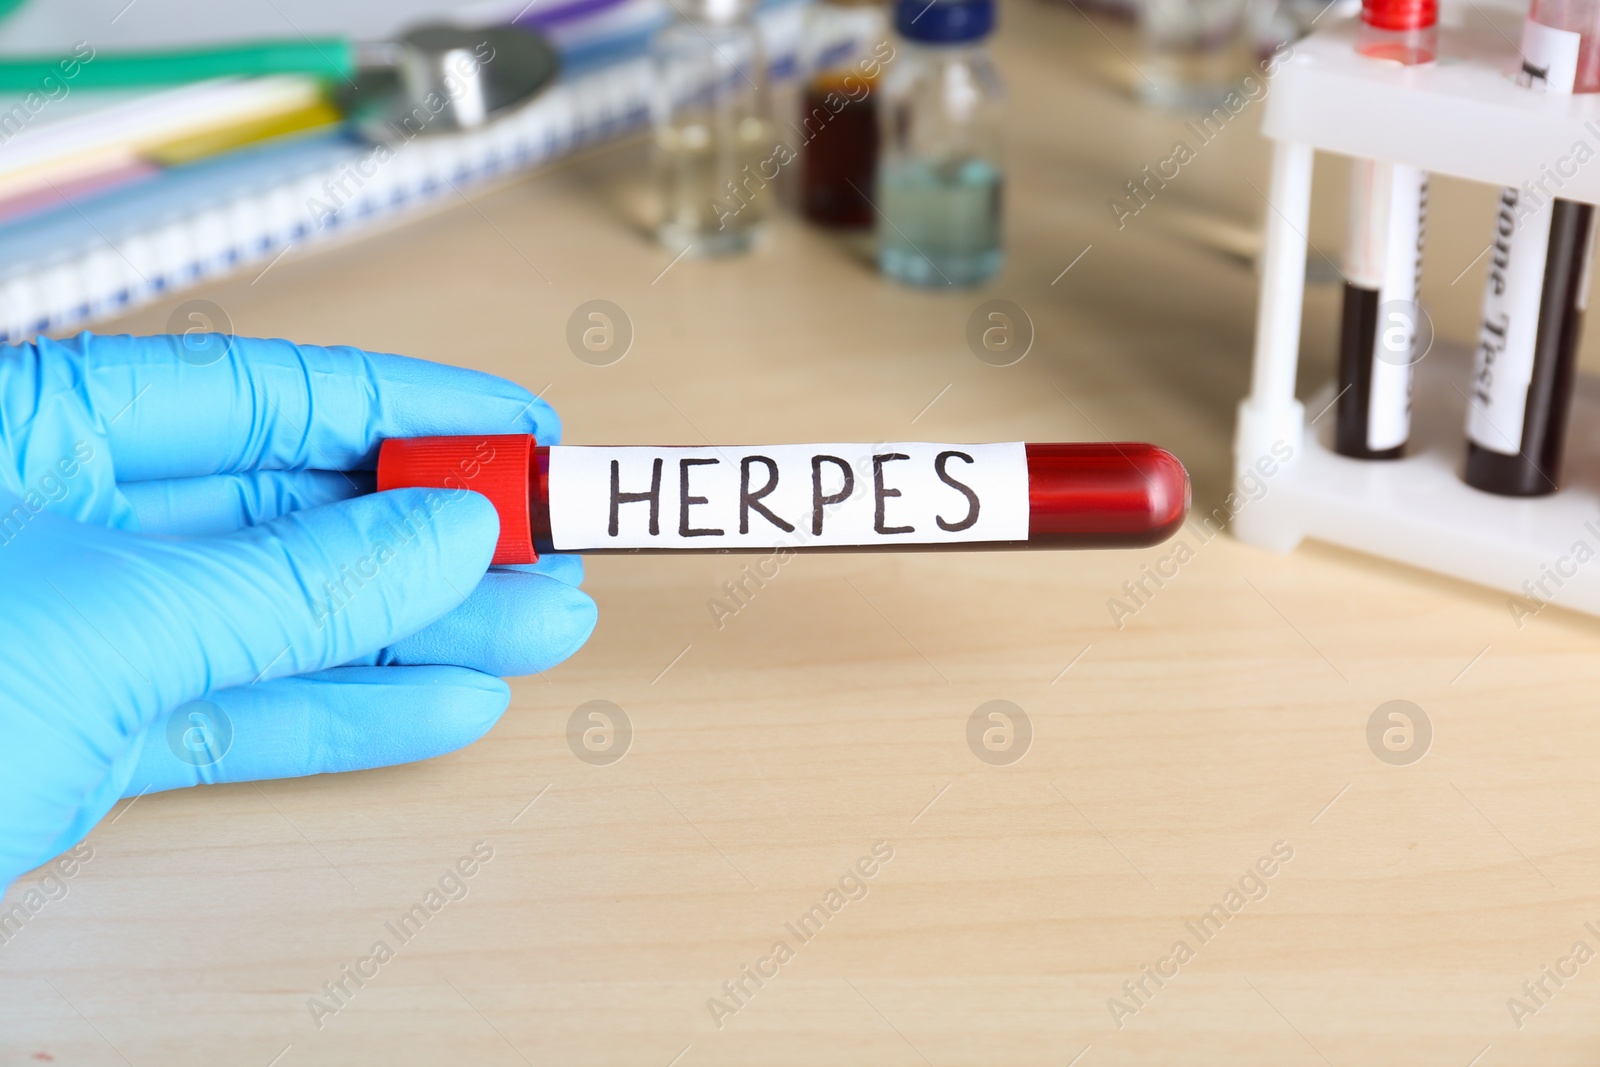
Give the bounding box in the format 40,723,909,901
1334,0,1436,460
1463,0,1600,496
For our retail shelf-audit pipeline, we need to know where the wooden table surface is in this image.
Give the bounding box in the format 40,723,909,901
5,3,1600,1064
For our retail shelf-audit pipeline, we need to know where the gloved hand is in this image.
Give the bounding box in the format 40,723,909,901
0,332,597,888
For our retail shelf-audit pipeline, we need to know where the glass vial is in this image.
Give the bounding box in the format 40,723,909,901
877,0,1003,287
651,0,772,256
798,0,891,229
1462,0,1600,495
1138,0,1253,111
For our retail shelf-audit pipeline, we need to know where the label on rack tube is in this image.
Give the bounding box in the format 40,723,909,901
1466,19,1580,455
546,443,1031,550
1518,20,1580,94
1345,158,1390,290
1366,162,1427,452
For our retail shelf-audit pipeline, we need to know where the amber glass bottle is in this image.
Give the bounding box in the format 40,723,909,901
799,0,890,229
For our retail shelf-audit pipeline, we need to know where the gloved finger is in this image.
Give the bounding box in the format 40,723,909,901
495,554,585,587
133,486,499,707
122,666,510,795
4,575,512,870
119,469,586,586
18,651,207,870
50,332,562,481
0,486,510,885
120,469,368,535
347,569,596,677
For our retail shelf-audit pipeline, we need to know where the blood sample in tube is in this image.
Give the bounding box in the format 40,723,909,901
1463,0,1600,496
375,435,1191,563
1334,0,1436,461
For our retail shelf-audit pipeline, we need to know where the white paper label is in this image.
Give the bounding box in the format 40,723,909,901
1366,163,1427,452
1468,189,1554,453
1518,20,1580,94
546,442,1030,550
1466,20,1580,454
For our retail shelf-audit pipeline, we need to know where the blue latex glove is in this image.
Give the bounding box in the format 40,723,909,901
0,332,597,888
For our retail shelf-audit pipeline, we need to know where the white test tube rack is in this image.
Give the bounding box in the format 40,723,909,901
1235,9,1600,617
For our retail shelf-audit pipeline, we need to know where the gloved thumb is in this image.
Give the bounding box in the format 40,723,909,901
137,485,499,713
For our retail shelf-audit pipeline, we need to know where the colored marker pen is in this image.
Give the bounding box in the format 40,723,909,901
376,435,1190,562
1464,0,1600,496
1334,0,1437,461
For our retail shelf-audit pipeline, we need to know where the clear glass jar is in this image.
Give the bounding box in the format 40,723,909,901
877,0,1003,287
798,0,891,229
651,0,772,255
1138,0,1252,111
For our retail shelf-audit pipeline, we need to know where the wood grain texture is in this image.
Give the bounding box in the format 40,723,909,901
3,3,1599,1064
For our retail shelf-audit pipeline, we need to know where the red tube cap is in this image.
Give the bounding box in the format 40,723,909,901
376,433,538,565
1362,0,1437,30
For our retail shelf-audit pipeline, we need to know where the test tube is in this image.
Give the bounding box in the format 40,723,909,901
375,435,1191,561
1333,0,1437,461
1462,0,1600,495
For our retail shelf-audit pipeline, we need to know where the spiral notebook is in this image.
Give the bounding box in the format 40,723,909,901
0,0,806,343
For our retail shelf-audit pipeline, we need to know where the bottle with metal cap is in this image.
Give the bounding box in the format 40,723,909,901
651,0,773,256
877,0,1004,287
